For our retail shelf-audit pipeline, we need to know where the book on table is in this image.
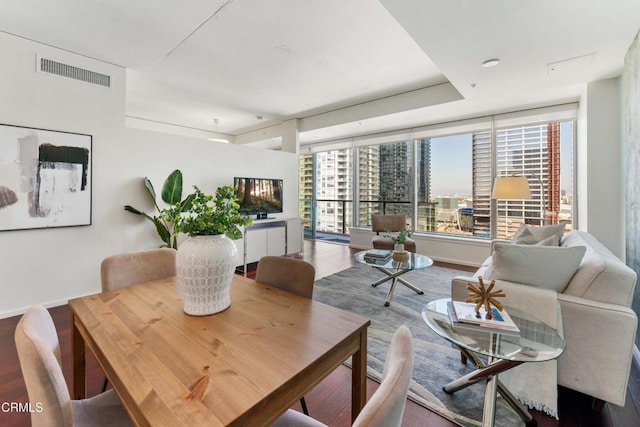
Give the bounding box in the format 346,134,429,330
363,249,392,261
447,300,521,336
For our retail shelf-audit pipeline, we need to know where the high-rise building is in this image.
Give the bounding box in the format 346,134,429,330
357,145,380,227
472,131,492,237
416,139,436,231
378,141,412,219
298,154,314,234
493,124,561,238
314,149,352,235
376,139,433,229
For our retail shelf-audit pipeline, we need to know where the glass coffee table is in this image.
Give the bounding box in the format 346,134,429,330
354,250,433,306
422,298,565,427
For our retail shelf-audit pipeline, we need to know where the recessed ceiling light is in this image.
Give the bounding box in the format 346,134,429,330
482,58,500,68
207,138,229,143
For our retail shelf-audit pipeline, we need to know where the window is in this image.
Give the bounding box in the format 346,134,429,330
494,121,573,238
416,134,474,236
299,105,575,241
298,148,359,238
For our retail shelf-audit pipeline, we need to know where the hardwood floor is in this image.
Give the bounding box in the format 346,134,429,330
0,240,608,426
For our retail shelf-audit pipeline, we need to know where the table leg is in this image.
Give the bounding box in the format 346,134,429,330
72,314,86,399
371,267,407,287
396,277,425,294
351,329,368,422
371,274,394,287
443,358,522,393
371,267,423,306
448,347,535,425
496,380,536,425
483,374,498,427
385,278,399,306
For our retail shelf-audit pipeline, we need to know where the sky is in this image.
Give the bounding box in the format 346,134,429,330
429,133,472,196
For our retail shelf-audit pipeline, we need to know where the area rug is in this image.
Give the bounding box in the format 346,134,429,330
312,263,524,427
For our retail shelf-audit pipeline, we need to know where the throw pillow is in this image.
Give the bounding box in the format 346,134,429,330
512,223,566,245
489,243,586,292
511,227,539,244
535,234,560,246
511,228,558,245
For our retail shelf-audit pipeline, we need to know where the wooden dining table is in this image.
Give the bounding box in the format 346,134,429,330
69,274,370,426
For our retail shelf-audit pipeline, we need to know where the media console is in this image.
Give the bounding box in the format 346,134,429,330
235,217,303,274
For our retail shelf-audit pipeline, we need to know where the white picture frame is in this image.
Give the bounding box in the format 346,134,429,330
0,123,92,231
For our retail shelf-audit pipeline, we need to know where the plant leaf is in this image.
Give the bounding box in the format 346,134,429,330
144,177,156,201
124,205,143,215
162,169,183,205
124,206,154,222
180,193,196,212
152,217,171,246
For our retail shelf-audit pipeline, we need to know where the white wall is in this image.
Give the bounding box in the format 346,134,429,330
0,33,298,318
577,77,625,258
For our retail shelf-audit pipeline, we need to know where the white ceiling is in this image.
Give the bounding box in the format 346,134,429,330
1,0,639,148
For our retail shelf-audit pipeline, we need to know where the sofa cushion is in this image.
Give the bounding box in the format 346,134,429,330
490,243,586,292
561,231,637,305
512,223,566,245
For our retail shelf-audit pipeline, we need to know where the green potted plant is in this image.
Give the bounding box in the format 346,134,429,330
172,185,252,238
384,228,414,252
173,185,253,316
124,169,194,249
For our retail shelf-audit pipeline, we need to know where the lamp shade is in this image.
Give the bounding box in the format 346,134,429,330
491,176,532,199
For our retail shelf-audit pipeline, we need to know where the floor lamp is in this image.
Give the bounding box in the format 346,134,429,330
491,176,532,200
491,176,532,237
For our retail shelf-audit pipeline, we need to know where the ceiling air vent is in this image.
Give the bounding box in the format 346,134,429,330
37,56,111,88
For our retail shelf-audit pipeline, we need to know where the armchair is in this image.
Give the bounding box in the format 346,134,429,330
371,214,416,253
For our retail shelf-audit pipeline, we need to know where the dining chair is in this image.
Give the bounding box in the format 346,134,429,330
256,255,316,415
272,325,414,427
100,247,176,292
255,255,316,299
100,247,176,391
14,305,133,427
371,214,417,252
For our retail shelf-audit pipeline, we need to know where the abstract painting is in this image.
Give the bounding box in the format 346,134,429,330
0,124,91,231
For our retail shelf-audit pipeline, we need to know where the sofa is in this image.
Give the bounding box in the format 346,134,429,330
450,228,638,407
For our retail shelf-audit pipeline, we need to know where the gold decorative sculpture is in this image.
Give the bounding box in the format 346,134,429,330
465,277,505,319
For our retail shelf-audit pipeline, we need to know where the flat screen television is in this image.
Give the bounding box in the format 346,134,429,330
234,177,283,217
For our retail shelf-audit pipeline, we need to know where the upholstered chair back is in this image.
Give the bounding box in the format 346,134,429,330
15,305,73,427
371,214,407,234
16,306,134,427
371,214,417,253
271,325,414,427
256,255,316,415
101,247,176,291
256,256,316,299
352,325,414,427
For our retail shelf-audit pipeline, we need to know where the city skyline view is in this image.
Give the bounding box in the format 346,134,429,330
429,121,573,197
300,120,573,239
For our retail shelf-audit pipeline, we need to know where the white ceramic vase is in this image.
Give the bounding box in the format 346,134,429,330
176,234,237,316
